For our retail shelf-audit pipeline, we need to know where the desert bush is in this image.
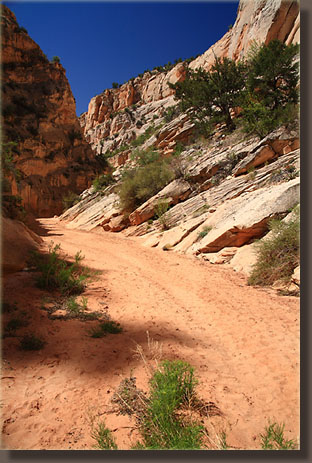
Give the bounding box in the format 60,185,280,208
155,199,171,230
32,243,93,295
197,226,212,239
130,125,158,148
92,173,115,192
248,207,299,286
137,360,203,449
118,159,174,213
91,420,118,450
65,296,88,315
163,105,181,123
88,320,122,338
52,56,60,63
260,422,297,450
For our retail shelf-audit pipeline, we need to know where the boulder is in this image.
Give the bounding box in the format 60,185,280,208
2,217,43,274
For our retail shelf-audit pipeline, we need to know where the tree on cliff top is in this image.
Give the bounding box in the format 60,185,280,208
169,57,246,134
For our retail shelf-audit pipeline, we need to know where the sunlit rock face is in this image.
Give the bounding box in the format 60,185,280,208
79,1,299,157
2,5,101,217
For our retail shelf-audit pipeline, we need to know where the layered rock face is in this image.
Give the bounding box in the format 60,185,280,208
190,0,300,70
61,0,300,284
79,0,299,156
1,5,101,217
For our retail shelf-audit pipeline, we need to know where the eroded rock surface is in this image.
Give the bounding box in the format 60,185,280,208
2,6,100,216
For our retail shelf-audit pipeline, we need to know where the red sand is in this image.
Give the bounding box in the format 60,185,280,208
1,218,300,449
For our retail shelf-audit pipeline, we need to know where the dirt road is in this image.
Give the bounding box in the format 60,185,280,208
1,218,300,449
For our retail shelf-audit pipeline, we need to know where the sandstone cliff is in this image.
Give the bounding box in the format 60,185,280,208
79,0,299,156
61,0,300,287
1,5,101,217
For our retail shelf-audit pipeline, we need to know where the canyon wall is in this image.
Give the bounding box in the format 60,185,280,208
1,5,101,217
79,0,299,156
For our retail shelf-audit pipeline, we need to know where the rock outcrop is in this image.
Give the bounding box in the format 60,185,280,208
190,0,299,71
59,0,300,285
1,5,101,217
78,1,299,157
2,217,43,273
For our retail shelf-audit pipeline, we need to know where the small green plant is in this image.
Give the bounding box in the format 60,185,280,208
198,226,212,239
172,141,185,157
112,82,119,89
219,431,228,450
88,320,122,338
65,296,88,315
91,420,118,450
32,243,93,295
155,199,171,230
248,207,299,287
138,360,203,449
20,334,46,351
92,173,115,192
260,422,297,450
52,56,60,64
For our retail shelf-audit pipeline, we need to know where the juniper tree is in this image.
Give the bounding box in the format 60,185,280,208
242,39,299,136
169,57,246,134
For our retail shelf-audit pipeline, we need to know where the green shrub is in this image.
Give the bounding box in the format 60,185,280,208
172,141,185,156
118,159,174,213
130,125,157,148
20,334,46,351
88,320,122,338
92,173,115,192
52,56,60,64
139,360,203,449
170,56,246,132
32,243,93,295
248,208,299,286
163,105,181,123
112,82,119,89
91,420,118,450
155,199,171,230
65,296,88,315
260,422,297,450
197,226,212,239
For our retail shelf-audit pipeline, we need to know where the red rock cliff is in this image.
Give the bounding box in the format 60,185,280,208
1,5,101,217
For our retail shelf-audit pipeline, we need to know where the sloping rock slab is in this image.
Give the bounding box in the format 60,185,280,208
129,179,191,226
233,127,299,176
61,192,120,231
190,177,299,254
156,214,207,250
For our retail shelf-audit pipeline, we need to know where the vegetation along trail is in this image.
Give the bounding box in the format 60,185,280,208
2,217,299,449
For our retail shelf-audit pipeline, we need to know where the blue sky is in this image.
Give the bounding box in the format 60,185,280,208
5,1,239,116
